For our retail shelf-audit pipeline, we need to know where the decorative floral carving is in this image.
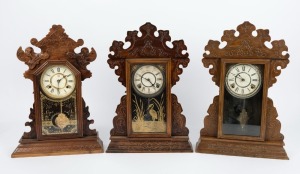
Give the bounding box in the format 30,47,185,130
203,21,289,87
108,22,189,86
110,95,127,136
171,94,189,136
22,103,37,139
17,25,96,80
82,99,97,136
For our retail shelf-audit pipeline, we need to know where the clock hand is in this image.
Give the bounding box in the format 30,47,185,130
142,77,155,86
235,74,245,81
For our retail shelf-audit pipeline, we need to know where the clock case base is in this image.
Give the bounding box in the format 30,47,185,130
196,136,288,160
107,136,193,153
11,135,103,158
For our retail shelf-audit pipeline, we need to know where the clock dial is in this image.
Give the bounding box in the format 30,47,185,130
132,65,165,97
40,65,76,99
225,64,262,99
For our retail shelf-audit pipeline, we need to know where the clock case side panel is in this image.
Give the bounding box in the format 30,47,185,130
218,59,270,141
125,58,172,138
33,60,84,140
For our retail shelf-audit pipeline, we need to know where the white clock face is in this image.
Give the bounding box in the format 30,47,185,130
225,64,262,99
40,65,76,99
132,65,165,97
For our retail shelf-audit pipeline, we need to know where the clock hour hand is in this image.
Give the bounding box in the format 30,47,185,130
142,77,154,86
235,74,245,81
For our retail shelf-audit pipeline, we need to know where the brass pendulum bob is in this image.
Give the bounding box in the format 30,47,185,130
237,99,249,129
55,100,69,131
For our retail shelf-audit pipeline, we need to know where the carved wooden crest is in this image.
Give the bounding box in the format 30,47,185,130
17,25,96,81
108,22,189,87
107,22,190,137
203,21,289,87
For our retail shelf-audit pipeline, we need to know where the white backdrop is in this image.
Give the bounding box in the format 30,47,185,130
0,0,299,174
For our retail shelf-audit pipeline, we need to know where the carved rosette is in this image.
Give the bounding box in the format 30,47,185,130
203,21,289,87
17,25,96,81
108,22,189,87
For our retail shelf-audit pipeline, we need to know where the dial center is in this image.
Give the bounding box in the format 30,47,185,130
235,72,251,88
50,73,67,89
141,72,156,87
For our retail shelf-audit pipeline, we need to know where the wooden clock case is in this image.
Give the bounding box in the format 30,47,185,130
107,22,193,152
196,21,289,159
12,25,103,157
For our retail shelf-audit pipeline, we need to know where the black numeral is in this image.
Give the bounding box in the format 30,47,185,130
241,89,244,94
236,68,240,72
252,79,258,81
51,69,55,73
235,87,239,92
68,80,73,83
251,73,256,76
44,80,49,82
51,89,54,93
228,78,234,81
57,67,60,72
242,65,245,71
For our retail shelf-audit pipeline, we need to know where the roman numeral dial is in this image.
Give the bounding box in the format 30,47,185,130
40,65,76,99
132,65,165,97
225,64,262,99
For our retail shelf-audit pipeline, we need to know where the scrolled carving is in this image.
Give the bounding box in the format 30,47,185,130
202,58,220,86
269,57,289,87
82,99,97,136
22,103,37,139
171,94,189,136
67,47,97,80
110,95,127,136
200,96,219,137
265,98,284,141
17,24,96,80
203,21,289,88
108,22,189,86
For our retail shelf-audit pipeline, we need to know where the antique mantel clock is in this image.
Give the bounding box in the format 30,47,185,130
196,21,289,159
12,25,103,157
107,22,193,152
